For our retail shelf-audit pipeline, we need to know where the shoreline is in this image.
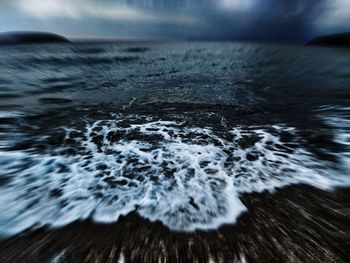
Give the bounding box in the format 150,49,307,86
1,184,349,262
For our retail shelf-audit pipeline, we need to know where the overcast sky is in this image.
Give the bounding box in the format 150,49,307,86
0,0,349,41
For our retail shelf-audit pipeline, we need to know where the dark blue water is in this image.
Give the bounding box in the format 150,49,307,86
0,42,349,237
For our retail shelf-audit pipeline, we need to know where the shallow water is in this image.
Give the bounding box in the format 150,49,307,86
0,42,349,236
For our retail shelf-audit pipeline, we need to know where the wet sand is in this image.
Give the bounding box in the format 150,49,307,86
1,184,349,263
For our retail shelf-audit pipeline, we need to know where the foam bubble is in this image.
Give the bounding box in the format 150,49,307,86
0,114,348,236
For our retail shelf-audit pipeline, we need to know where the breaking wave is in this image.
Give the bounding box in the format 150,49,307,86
0,113,348,236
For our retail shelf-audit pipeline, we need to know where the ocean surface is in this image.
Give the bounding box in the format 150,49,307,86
0,42,349,237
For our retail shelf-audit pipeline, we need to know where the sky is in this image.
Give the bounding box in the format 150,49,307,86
0,0,349,41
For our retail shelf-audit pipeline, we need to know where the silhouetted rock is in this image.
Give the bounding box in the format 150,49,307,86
0,31,70,45
306,33,350,47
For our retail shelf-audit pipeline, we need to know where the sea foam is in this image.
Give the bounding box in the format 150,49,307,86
0,113,348,236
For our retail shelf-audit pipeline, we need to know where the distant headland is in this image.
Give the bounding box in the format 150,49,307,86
0,31,70,45
306,33,350,47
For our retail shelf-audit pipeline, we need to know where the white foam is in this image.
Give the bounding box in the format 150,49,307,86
322,108,350,161
0,114,349,236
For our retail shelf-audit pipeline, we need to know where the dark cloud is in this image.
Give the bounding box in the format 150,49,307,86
0,0,348,41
